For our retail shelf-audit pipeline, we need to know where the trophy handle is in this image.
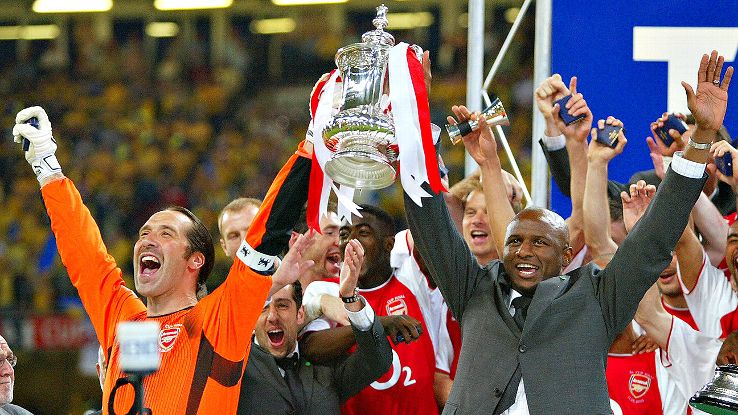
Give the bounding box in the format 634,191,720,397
409,44,424,63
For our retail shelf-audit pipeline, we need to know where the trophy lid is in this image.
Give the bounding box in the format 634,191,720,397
360,4,395,47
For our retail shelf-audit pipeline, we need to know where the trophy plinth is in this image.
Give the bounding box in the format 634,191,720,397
690,364,738,415
322,4,403,190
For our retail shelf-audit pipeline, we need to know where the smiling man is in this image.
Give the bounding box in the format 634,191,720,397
0,335,32,415
219,198,262,259
405,51,731,414
462,188,498,266
12,106,312,415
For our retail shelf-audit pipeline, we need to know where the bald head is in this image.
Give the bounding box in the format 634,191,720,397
508,207,569,247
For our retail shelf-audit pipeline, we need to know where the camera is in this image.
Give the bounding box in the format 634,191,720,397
554,95,586,126
654,114,688,147
714,142,738,177
594,124,624,148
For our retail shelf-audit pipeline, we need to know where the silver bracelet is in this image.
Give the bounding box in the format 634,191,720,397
687,138,712,150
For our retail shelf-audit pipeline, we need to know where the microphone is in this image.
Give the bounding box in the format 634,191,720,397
109,321,161,415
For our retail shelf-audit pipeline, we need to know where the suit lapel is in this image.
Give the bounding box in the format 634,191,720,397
493,271,520,335
299,360,314,410
251,343,294,404
524,274,569,333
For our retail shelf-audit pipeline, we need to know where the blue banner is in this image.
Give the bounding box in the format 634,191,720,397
550,0,738,216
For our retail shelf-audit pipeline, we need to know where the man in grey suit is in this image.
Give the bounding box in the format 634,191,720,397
405,51,732,414
0,335,32,415
237,239,392,414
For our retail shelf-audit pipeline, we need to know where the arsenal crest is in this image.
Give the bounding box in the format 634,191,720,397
159,324,182,352
629,373,652,399
386,296,408,316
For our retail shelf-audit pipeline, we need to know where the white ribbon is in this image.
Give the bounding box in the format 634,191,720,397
388,42,432,206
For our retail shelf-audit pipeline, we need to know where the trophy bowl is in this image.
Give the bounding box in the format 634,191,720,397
323,106,397,189
690,364,738,415
322,4,401,190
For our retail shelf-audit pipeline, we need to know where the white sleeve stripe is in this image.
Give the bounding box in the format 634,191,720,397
235,239,277,272
659,316,675,368
677,251,707,296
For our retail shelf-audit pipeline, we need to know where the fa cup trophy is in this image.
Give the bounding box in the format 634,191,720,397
322,4,422,190
690,364,738,414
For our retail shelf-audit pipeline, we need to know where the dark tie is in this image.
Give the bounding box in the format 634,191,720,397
276,354,306,415
511,296,532,330
495,296,532,414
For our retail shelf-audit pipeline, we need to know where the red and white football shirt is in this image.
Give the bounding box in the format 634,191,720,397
436,302,461,379
677,251,738,338
662,300,698,331
607,319,720,415
341,275,439,415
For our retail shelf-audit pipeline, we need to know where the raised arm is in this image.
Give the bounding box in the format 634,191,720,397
598,50,732,338
675,218,707,293
448,105,513,260
332,239,393,400
535,74,571,196
403,57,489,321
583,117,628,266
552,77,593,252
634,284,673,349
693,191,729,267
13,106,145,353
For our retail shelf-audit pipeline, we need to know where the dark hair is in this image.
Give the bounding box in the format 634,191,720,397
292,199,339,234
165,206,215,289
358,204,396,238
291,280,304,309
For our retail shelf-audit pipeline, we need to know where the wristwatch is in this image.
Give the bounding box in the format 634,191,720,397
687,138,712,150
341,288,360,304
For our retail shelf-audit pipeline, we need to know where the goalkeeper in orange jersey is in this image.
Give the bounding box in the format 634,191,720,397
12,106,316,415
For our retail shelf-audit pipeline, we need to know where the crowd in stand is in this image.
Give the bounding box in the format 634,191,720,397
0,23,534,326
11,15,738,415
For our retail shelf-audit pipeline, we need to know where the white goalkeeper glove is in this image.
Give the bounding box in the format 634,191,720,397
13,106,62,184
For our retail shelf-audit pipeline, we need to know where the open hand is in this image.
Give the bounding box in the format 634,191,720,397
273,231,316,288
682,50,733,131
339,239,364,298
645,136,666,180
621,180,657,233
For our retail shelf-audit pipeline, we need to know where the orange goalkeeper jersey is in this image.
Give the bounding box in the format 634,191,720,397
41,178,271,415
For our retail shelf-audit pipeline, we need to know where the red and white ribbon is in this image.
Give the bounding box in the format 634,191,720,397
306,71,362,230
305,42,445,230
388,42,445,206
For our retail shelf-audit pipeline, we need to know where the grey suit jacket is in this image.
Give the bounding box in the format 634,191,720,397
405,167,705,415
0,404,33,415
237,315,392,415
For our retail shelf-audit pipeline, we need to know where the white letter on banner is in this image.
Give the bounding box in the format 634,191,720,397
633,27,738,112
